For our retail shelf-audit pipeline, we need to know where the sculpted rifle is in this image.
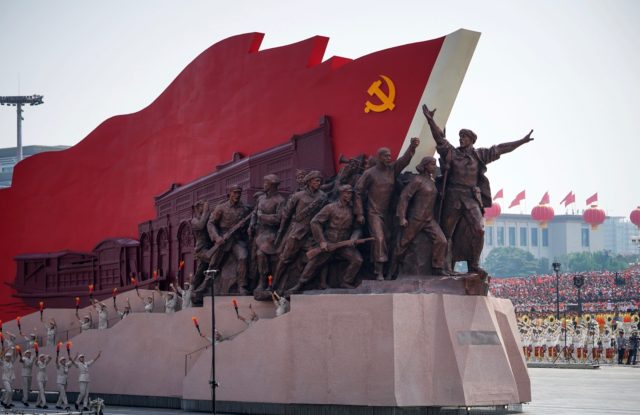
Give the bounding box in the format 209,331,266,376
203,210,254,262
306,237,374,260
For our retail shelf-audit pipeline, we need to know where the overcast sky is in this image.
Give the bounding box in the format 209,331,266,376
1,0,638,217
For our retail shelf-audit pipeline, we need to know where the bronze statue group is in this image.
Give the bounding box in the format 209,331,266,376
189,104,534,301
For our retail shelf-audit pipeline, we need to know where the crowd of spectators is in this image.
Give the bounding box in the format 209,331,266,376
490,264,640,314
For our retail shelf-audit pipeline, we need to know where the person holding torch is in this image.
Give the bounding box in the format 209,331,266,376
1,347,18,409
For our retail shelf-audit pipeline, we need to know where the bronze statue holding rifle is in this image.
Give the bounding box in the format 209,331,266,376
205,184,252,295
422,104,533,275
288,184,366,292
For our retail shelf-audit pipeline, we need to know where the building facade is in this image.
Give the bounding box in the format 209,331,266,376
0,145,69,187
480,213,623,264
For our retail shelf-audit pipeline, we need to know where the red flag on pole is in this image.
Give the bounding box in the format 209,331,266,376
564,192,575,207
508,190,526,208
560,191,573,206
493,189,504,200
539,192,550,205
586,193,598,206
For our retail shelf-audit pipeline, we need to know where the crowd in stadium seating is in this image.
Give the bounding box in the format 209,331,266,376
490,265,640,314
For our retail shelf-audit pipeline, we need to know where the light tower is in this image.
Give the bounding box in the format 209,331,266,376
0,94,44,162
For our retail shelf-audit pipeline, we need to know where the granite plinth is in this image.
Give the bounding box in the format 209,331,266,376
305,274,490,296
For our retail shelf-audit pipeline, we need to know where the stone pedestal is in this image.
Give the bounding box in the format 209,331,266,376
184,293,530,411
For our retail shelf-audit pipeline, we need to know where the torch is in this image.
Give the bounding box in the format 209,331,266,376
178,260,185,282
0,319,3,332
268,275,273,290
131,276,139,296
75,297,81,316
16,316,22,335
66,341,72,357
39,301,45,321
192,316,202,336
88,284,94,300
112,288,118,308
34,341,39,357
15,344,22,358
232,298,239,318
0,332,4,349
56,341,62,359
153,270,158,289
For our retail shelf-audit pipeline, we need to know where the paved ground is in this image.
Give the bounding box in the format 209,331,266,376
523,365,640,415
1,365,638,414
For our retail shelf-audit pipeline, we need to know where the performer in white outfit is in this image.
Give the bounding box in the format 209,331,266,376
114,297,132,320
171,280,193,309
77,313,93,332
34,354,52,409
91,300,109,330
1,349,18,409
73,351,101,411
19,348,35,407
3,332,16,355
156,287,178,314
43,318,57,346
138,292,155,313
55,355,74,410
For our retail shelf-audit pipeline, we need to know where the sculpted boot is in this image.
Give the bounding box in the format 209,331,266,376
374,262,385,281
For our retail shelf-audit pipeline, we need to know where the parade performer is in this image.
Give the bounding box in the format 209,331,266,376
77,313,93,332
1,349,18,409
55,355,74,410
73,351,101,411
171,280,193,309
138,291,155,313
114,297,132,319
34,354,52,409
156,287,178,314
43,318,57,346
19,348,35,407
91,299,109,330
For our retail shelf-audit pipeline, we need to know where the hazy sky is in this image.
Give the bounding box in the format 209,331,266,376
1,0,638,217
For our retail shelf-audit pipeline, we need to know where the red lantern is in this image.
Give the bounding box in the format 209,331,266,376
531,204,555,229
484,202,501,225
583,205,606,230
630,206,640,229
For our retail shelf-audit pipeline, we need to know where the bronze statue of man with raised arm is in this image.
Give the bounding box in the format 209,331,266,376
422,104,533,275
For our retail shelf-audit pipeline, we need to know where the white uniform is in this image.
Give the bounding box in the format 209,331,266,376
80,318,92,332
74,358,96,409
2,354,17,406
178,286,193,309
55,358,72,408
35,356,51,407
20,353,34,404
144,300,153,313
46,325,56,346
165,295,177,314
97,306,108,330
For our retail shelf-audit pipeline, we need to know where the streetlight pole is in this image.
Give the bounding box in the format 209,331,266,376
0,95,44,162
552,262,561,320
204,269,219,415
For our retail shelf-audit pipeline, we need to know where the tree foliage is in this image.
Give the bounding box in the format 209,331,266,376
483,247,541,277
557,250,630,273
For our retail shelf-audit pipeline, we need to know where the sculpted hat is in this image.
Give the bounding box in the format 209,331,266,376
304,170,323,183
459,128,477,143
227,184,242,193
263,174,281,185
415,156,436,173
338,184,353,192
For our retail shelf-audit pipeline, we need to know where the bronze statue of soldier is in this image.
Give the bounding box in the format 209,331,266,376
288,184,363,292
190,200,212,306
389,156,448,277
354,137,420,280
272,170,326,292
206,184,251,294
422,104,533,274
249,174,286,293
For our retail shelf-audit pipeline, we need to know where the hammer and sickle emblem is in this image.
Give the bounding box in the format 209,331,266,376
364,75,396,113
